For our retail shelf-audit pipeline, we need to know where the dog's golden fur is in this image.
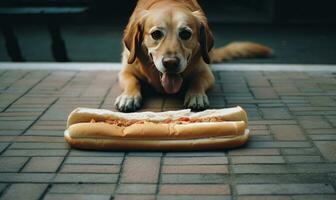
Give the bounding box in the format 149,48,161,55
115,0,272,112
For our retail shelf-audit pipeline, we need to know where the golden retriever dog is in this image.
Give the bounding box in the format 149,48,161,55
115,0,272,112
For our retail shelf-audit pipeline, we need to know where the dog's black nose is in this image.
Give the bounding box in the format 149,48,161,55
162,57,180,70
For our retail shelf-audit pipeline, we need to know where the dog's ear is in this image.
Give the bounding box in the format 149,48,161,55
123,21,144,64
199,24,213,64
193,10,214,64
123,10,149,64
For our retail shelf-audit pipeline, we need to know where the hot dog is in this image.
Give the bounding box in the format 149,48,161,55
64,106,250,151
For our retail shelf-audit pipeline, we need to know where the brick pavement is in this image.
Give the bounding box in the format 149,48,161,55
0,69,336,200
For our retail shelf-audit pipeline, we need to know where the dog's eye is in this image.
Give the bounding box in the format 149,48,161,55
179,30,192,40
151,30,164,40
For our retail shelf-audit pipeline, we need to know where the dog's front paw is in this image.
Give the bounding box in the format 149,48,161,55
115,94,142,112
184,93,209,110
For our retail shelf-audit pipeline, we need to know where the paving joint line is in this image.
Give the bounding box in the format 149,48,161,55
0,143,11,156
19,97,59,136
56,71,78,91
0,184,10,199
3,71,31,91
77,71,98,97
38,183,52,200
228,151,237,200
216,71,229,106
112,152,127,198
99,85,114,109
1,72,52,113
305,121,331,163
287,91,329,163
18,157,32,172
244,73,258,101
155,152,165,199
54,149,70,174
98,76,118,109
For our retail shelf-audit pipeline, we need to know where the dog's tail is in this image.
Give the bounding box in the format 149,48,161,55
209,42,273,63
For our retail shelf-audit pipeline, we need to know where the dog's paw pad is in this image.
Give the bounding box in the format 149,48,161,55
115,94,142,112
184,93,209,110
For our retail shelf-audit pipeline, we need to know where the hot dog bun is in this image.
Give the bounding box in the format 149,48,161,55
64,106,250,151
64,129,249,151
66,106,248,127
67,121,246,139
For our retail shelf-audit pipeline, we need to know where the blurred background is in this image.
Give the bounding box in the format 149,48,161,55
1,0,336,64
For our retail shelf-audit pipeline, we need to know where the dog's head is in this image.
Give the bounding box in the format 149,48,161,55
123,7,214,94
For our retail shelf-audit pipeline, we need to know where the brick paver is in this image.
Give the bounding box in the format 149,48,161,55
237,183,335,194
270,124,306,140
22,157,63,172
0,183,48,200
49,183,116,194
116,184,157,194
43,194,111,200
0,69,336,199
121,157,160,183
161,165,228,174
159,184,230,195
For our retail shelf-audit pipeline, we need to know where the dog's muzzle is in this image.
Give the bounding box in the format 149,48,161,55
162,57,180,72
156,56,185,94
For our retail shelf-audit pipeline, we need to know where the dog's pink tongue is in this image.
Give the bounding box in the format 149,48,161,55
161,73,183,94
